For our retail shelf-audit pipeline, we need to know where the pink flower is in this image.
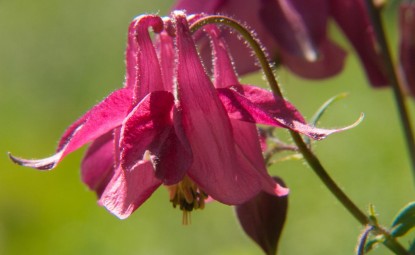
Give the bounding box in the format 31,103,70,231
399,2,415,96
10,12,347,219
173,0,388,86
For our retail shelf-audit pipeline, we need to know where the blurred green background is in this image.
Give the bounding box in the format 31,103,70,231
1,1,414,254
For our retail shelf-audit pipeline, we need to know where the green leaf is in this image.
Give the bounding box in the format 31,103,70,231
391,202,415,237
391,217,415,237
364,235,384,253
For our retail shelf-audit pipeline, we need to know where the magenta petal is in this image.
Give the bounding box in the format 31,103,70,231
174,12,265,204
233,120,289,197
331,0,388,87
206,22,286,196
156,31,175,92
99,162,162,219
173,0,224,13
127,15,165,103
218,85,356,140
217,0,281,75
259,0,328,61
281,39,347,79
125,15,164,94
9,88,132,170
150,109,193,185
203,24,239,88
81,131,115,197
399,3,415,96
120,91,174,171
235,177,288,255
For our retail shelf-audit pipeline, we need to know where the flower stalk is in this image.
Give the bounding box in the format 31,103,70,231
364,0,415,181
190,15,409,255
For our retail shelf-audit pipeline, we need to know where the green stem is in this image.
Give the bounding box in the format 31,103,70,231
190,15,409,255
364,0,415,181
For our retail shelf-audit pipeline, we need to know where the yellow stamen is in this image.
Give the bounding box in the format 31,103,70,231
166,176,208,225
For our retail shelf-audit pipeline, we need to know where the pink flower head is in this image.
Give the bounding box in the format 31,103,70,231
10,11,351,220
399,2,415,96
173,0,388,86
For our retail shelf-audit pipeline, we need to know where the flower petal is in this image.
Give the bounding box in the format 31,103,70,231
156,31,176,92
150,108,193,185
203,23,239,88
174,11,267,204
399,3,415,96
280,39,347,79
173,0,224,13
81,131,115,197
218,84,357,140
235,176,288,255
99,162,162,219
207,22,287,196
9,88,132,170
259,0,328,61
120,91,174,171
126,15,165,103
125,15,164,96
330,0,388,87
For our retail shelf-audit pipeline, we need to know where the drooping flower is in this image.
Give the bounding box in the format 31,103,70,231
173,0,388,86
10,11,350,220
399,2,415,96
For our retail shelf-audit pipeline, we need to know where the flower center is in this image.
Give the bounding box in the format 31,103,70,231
167,176,208,225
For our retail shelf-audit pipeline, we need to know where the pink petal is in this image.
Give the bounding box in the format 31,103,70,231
235,176,288,255
330,0,388,87
259,0,328,61
174,12,268,204
9,88,132,170
178,0,279,76
120,91,174,171
217,0,281,75
399,3,415,96
233,120,289,197
156,31,175,92
99,161,162,219
120,91,192,185
173,0,224,13
150,109,193,185
218,85,358,140
203,23,239,88
207,22,286,196
280,38,347,79
125,15,164,96
125,15,165,103
81,131,115,197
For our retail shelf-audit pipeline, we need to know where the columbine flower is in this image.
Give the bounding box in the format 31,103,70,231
173,0,388,86
399,2,415,96
10,11,348,220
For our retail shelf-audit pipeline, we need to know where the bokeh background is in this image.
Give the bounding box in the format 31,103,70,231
1,1,414,254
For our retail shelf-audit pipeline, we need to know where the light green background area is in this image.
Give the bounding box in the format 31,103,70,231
0,1,414,254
